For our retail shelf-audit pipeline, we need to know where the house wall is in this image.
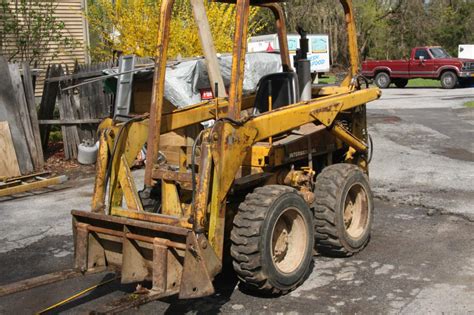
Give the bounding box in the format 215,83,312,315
1,0,90,94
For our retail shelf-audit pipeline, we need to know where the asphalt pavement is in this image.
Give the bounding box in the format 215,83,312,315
0,86,473,314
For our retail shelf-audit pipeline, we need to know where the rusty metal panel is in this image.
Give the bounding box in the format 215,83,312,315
74,222,89,272
152,242,168,293
121,227,149,284
179,232,216,299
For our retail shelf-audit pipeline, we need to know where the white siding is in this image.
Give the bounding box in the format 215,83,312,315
1,0,90,94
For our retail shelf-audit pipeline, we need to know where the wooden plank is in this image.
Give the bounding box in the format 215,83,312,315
58,67,80,160
0,56,33,174
56,66,71,159
190,0,226,97
38,65,61,150
0,122,21,177
0,267,108,298
76,62,93,141
57,91,71,159
4,171,50,182
0,175,67,197
22,63,44,168
9,63,41,170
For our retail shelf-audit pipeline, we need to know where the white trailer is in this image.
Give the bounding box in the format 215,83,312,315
248,33,331,74
458,45,474,59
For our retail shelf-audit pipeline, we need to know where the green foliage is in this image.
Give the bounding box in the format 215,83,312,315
430,1,474,57
0,0,76,64
86,0,265,61
255,0,474,66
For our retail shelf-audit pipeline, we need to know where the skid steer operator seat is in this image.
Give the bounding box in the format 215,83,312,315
254,72,300,115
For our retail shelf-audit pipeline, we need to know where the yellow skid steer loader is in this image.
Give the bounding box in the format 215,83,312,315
71,0,380,306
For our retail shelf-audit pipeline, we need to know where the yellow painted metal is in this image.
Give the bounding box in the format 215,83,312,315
105,120,149,209
310,102,344,127
227,0,250,119
314,86,352,96
194,140,213,232
208,122,258,259
340,0,359,87
145,0,176,187
161,180,183,216
330,124,367,153
160,95,255,133
111,207,193,229
247,88,380,142
76,0,380,302
207,167,225,259
344,146,357,161
244,145,270,167
118,155,144,211
123,121,149,166
91,130,108,212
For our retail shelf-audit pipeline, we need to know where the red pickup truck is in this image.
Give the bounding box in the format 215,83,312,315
361,46,474,89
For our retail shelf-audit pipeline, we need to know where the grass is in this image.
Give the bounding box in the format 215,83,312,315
405,78,441,88
316,75,336,85
315,75,441,88
464,101,474,108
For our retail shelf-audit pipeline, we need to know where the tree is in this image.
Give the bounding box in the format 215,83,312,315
255,0,473,66
429,0,474,56
86,0,265,61
0,0,76,65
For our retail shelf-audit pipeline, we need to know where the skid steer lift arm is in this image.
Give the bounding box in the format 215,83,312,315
68,0,381,311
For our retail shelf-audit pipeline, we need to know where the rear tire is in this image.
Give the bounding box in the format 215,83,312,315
313,164,373,257
374,72,391,88
440,71,458,89
231,185,314,295
394,79,408,88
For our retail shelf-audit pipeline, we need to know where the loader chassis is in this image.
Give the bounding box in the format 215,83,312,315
72,0,381,303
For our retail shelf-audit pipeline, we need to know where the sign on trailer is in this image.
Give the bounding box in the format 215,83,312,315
248,33,331,74
458,45,474,59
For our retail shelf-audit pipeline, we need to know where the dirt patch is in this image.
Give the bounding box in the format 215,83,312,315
42,141,96,181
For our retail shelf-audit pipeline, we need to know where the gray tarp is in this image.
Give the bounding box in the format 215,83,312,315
108,52,282,108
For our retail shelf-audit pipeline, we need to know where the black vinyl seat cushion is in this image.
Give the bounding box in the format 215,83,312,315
254,72,299,115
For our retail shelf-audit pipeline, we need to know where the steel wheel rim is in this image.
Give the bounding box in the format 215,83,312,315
444,75,453,86
343,183,369,239
378,76,388,86
271,207,308,274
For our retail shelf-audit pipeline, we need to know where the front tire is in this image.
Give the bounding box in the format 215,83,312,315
440,71,458,89
394,78,408,88
313,164,373,257
374,72,391,88
231,185,314,295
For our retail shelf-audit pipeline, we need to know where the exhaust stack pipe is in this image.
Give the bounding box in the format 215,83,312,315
295,27,312,101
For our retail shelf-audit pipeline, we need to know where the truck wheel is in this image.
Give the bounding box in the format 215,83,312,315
394,79,408,88
231,185,314,295
313,164,373,257
440,71,458,89
374,72,391,88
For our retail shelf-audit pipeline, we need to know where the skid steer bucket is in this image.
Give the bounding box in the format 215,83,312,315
72,210,221,299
